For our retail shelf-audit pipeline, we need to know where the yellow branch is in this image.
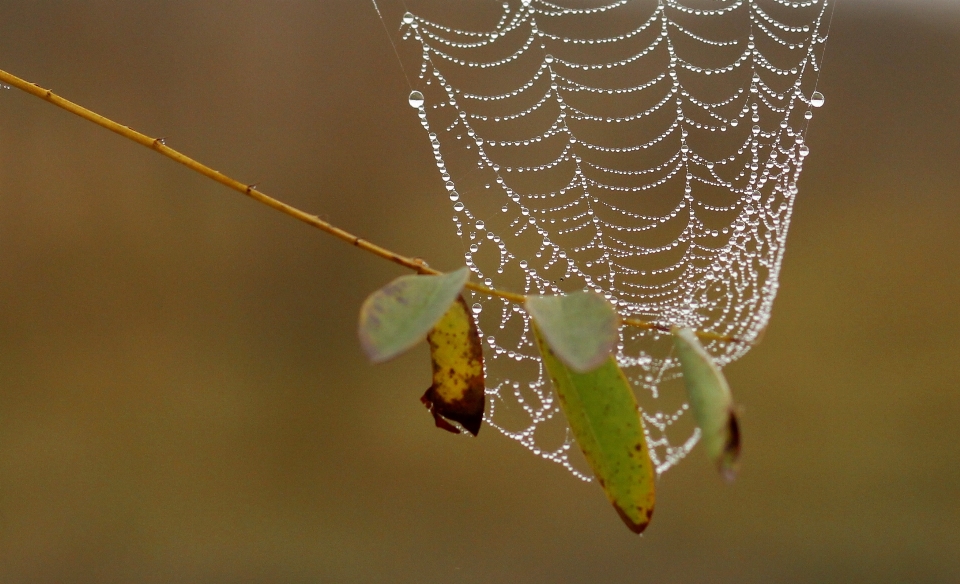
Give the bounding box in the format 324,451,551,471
0,67,742,345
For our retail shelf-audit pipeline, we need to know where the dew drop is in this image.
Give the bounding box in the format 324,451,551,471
472,303,483,315
810,91,825,108
449,191,459,202
408,90,424,108
402,12,415,25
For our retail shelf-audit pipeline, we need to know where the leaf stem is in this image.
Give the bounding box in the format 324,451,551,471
0,67,742,345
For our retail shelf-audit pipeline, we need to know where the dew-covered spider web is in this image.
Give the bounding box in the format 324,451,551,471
384,0,831,479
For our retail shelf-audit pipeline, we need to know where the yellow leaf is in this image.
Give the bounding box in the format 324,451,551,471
422,295,485,436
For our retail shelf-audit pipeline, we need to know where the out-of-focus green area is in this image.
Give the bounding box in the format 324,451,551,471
0,1,957,582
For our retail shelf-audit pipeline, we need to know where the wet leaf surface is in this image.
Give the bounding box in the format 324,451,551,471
672,327,741,481
533,325,656,534
358,268,469,363
421,295,485,436
525,291,620,373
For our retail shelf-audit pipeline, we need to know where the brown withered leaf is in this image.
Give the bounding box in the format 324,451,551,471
421,295,485,436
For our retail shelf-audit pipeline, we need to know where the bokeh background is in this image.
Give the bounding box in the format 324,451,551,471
0,1,957,582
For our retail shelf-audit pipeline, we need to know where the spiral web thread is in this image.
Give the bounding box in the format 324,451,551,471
397,0,830,479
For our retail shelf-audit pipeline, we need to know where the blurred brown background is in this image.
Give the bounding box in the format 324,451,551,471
0,1,957,582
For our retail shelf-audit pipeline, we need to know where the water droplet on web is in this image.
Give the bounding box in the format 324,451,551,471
449,191,459,202
408,90,424,108
472,303,483,315
402,12,415,25
810,91,825,108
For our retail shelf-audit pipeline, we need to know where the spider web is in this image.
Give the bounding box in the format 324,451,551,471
392,0,830,478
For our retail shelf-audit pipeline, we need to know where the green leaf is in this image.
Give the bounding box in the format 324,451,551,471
671,327,741,481
525,291,620,373
422,295,486,436
358,267,470,363
533,325,656,534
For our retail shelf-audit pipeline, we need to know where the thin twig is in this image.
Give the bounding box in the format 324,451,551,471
0,67,742,345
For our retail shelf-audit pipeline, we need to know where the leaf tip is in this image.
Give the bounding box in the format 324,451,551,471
614,503,654,535
420,391,463,434
421,387,483,436
718,408,741,482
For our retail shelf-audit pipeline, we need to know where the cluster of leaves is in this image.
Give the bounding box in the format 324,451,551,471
358,268,740,534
